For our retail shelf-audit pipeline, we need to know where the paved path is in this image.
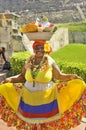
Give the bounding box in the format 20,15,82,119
0,119,86,130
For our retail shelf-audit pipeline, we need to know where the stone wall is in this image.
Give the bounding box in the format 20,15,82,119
69,31,86,43
0,0,86,24
50,28,69,51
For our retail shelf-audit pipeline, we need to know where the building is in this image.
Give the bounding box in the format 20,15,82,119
0,12,24,60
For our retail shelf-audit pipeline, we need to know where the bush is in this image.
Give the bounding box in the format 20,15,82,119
58,62,86,82
8,51,30,76
51,44,86,82
8,44,86,82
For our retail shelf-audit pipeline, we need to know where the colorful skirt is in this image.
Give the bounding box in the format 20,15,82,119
0,79,86,130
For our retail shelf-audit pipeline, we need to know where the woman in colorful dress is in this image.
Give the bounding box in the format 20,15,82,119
0,40,86,130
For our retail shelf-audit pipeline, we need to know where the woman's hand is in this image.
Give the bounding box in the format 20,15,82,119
57,81,68,90
69,74,82,80
0,78,12,84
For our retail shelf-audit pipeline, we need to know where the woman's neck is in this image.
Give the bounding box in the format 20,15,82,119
34,55,44,65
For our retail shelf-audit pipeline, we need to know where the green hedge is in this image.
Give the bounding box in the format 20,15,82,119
8,44,86,82
56,62,86,82
50,44,86,82
8,51,30,76
9,56,86,82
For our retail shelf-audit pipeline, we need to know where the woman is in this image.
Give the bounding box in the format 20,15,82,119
0,40,86,130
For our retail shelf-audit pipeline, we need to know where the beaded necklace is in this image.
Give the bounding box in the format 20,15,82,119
30,55,47,87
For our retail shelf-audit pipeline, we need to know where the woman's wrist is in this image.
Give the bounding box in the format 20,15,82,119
69,74,82,80
7,78,12,82
5,78,12,83
0,78,12,84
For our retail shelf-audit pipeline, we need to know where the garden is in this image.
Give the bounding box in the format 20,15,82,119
9,43,86,82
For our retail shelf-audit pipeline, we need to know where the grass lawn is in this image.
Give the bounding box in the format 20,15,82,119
56,22,86,32
51,43,86,66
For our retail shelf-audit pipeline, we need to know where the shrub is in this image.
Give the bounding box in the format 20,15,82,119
51,44,86,82
8,51,30,76
8,44,86,82
57,62,86,82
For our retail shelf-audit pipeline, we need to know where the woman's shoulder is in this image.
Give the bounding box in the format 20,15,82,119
44,54,55,65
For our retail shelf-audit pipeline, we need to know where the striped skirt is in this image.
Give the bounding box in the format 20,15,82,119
0,79,86,130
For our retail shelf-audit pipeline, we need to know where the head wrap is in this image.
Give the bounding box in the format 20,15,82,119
32,40,46,49
32,40,52,54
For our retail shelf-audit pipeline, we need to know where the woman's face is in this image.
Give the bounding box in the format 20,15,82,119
33,44,44,57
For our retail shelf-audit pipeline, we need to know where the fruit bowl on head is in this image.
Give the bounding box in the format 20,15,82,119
25,32,53,41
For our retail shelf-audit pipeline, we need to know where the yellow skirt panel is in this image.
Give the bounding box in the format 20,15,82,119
58,79,86,113
0,79,85,115
0,83,20,112
21,85,57,105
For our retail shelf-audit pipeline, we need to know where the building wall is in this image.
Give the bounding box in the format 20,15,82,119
0,13,24,60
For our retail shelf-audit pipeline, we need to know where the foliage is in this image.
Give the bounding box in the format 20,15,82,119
9,51,30,76
50,44,86,81
51,44,86,64
8,44,86,82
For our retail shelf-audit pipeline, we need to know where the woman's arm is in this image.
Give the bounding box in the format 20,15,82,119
52,62,82,82
1,51,7,62
1,65,26,83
